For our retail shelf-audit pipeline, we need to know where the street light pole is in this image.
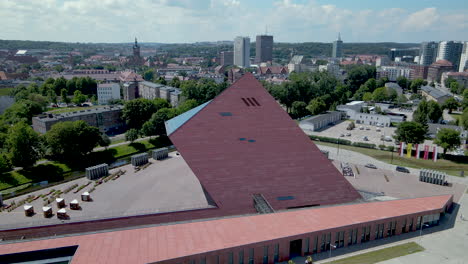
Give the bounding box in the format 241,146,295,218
329,244,337,258
419,223,429,239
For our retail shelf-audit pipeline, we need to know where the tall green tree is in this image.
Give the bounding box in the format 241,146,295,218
61,88,70,104
44,121,101,165
72,90,87,105
442,97,459,114
6,122,41,168
461,108,468,130
141,108,177,136
372,87,388,102
306,98,327,115
143,69,155,81
291,101,309,118
434,128,461,154
413,100,429,127
410,78,427,93
122,98,170,129
394,121,427,144
396,76,409,89
427,101,442,123
125,128,140,142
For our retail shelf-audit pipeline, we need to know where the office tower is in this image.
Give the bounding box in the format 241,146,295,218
234,37,250,68
220,51,234,66
332,33,343,58
436,41,463,70
255,35,273,63
419,42,438,66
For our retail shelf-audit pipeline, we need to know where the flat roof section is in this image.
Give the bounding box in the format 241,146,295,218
0,195,452,264
0,153,213,230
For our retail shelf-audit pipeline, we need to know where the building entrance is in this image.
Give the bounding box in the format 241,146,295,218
289,239,302,258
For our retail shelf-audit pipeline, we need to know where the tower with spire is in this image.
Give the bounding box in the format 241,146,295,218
332,33,343,58
133,37,141,60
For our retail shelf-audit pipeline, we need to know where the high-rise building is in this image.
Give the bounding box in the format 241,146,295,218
220,51,234,66
332,33,343,58
234,36,250,68
459,42,468,72
436,41,463,70
419,42,438,66
255,35,273,64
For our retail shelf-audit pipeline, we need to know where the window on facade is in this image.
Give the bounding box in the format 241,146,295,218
402,219,407,233
417,216,422,229
305,238,310,253
200,257,206,264
274,244,279,262
228,252,234,264
248,248,254,264
409,218,414,231
313,236,318,253
263,246,268,264
239,250,244,264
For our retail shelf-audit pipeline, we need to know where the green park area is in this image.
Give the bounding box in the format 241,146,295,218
323,242,424,264
0,137,169,194
314,141,468,176
0,88,13,96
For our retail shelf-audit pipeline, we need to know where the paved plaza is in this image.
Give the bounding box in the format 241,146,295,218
0,153,213,230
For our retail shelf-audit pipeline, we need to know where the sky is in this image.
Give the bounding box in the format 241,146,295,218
1,0,467,43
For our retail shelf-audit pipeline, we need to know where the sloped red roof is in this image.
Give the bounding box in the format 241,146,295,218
169,73,360,213
0,195,452,264
432,59,453,67
259,66,288,75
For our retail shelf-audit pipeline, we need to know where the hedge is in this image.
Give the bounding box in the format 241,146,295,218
309,135,352,145
352,142,376,149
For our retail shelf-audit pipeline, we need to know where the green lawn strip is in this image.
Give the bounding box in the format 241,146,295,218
0,87,13,96
107,140,156,159
46,105,103,114
314,141,467,176
0,162,72,191
323,242,424,264
110,138,126,145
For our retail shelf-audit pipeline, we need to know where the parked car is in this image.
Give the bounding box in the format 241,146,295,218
376,128,381,132
359,126,364,130
365,127,370,130
396,166,410,173
365,164,377,169
362,136,369,141
346,133,351,137
339,134,345,137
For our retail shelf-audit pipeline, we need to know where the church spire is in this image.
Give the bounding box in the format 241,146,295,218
338,32,341,41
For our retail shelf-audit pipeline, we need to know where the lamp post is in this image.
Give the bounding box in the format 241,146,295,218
328,244,337,258
419,223,430,239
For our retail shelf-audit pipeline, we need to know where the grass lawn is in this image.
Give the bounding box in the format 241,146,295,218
0,87,13,96
95,136,171,161
323,242,424,264
46,105,103,114
110,137,126,145
314,141,468,177
449,113,461,122
0,162,72,191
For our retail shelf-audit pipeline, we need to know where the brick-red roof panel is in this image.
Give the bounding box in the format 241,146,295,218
169,73,361,212
0,195,452,264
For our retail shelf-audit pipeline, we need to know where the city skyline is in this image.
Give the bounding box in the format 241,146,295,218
1,0,467,44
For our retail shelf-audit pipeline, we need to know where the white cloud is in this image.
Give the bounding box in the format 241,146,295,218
400,8,440,32
0,0,466,43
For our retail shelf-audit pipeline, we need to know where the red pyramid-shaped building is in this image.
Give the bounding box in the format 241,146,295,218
168,73,360,213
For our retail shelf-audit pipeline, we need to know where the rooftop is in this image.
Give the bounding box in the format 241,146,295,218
421,86,451,99
0,153,212,230
34,106,123,122
167,73,361,213
0,195,452,263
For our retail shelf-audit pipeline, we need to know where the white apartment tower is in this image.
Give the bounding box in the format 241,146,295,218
234,36,250,68
436,41,463,70
459,42,468,72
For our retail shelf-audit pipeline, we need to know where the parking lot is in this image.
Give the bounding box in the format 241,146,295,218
305,120,398,147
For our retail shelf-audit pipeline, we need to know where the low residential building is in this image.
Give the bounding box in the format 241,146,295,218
32,106,124,134
97,83,120,104
441,72,468,89
138,81,183,107
348,111,392,127
376,66,412,81
420,85,452,104
428,123,467,140
258,66,288,77
299,111,342,131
